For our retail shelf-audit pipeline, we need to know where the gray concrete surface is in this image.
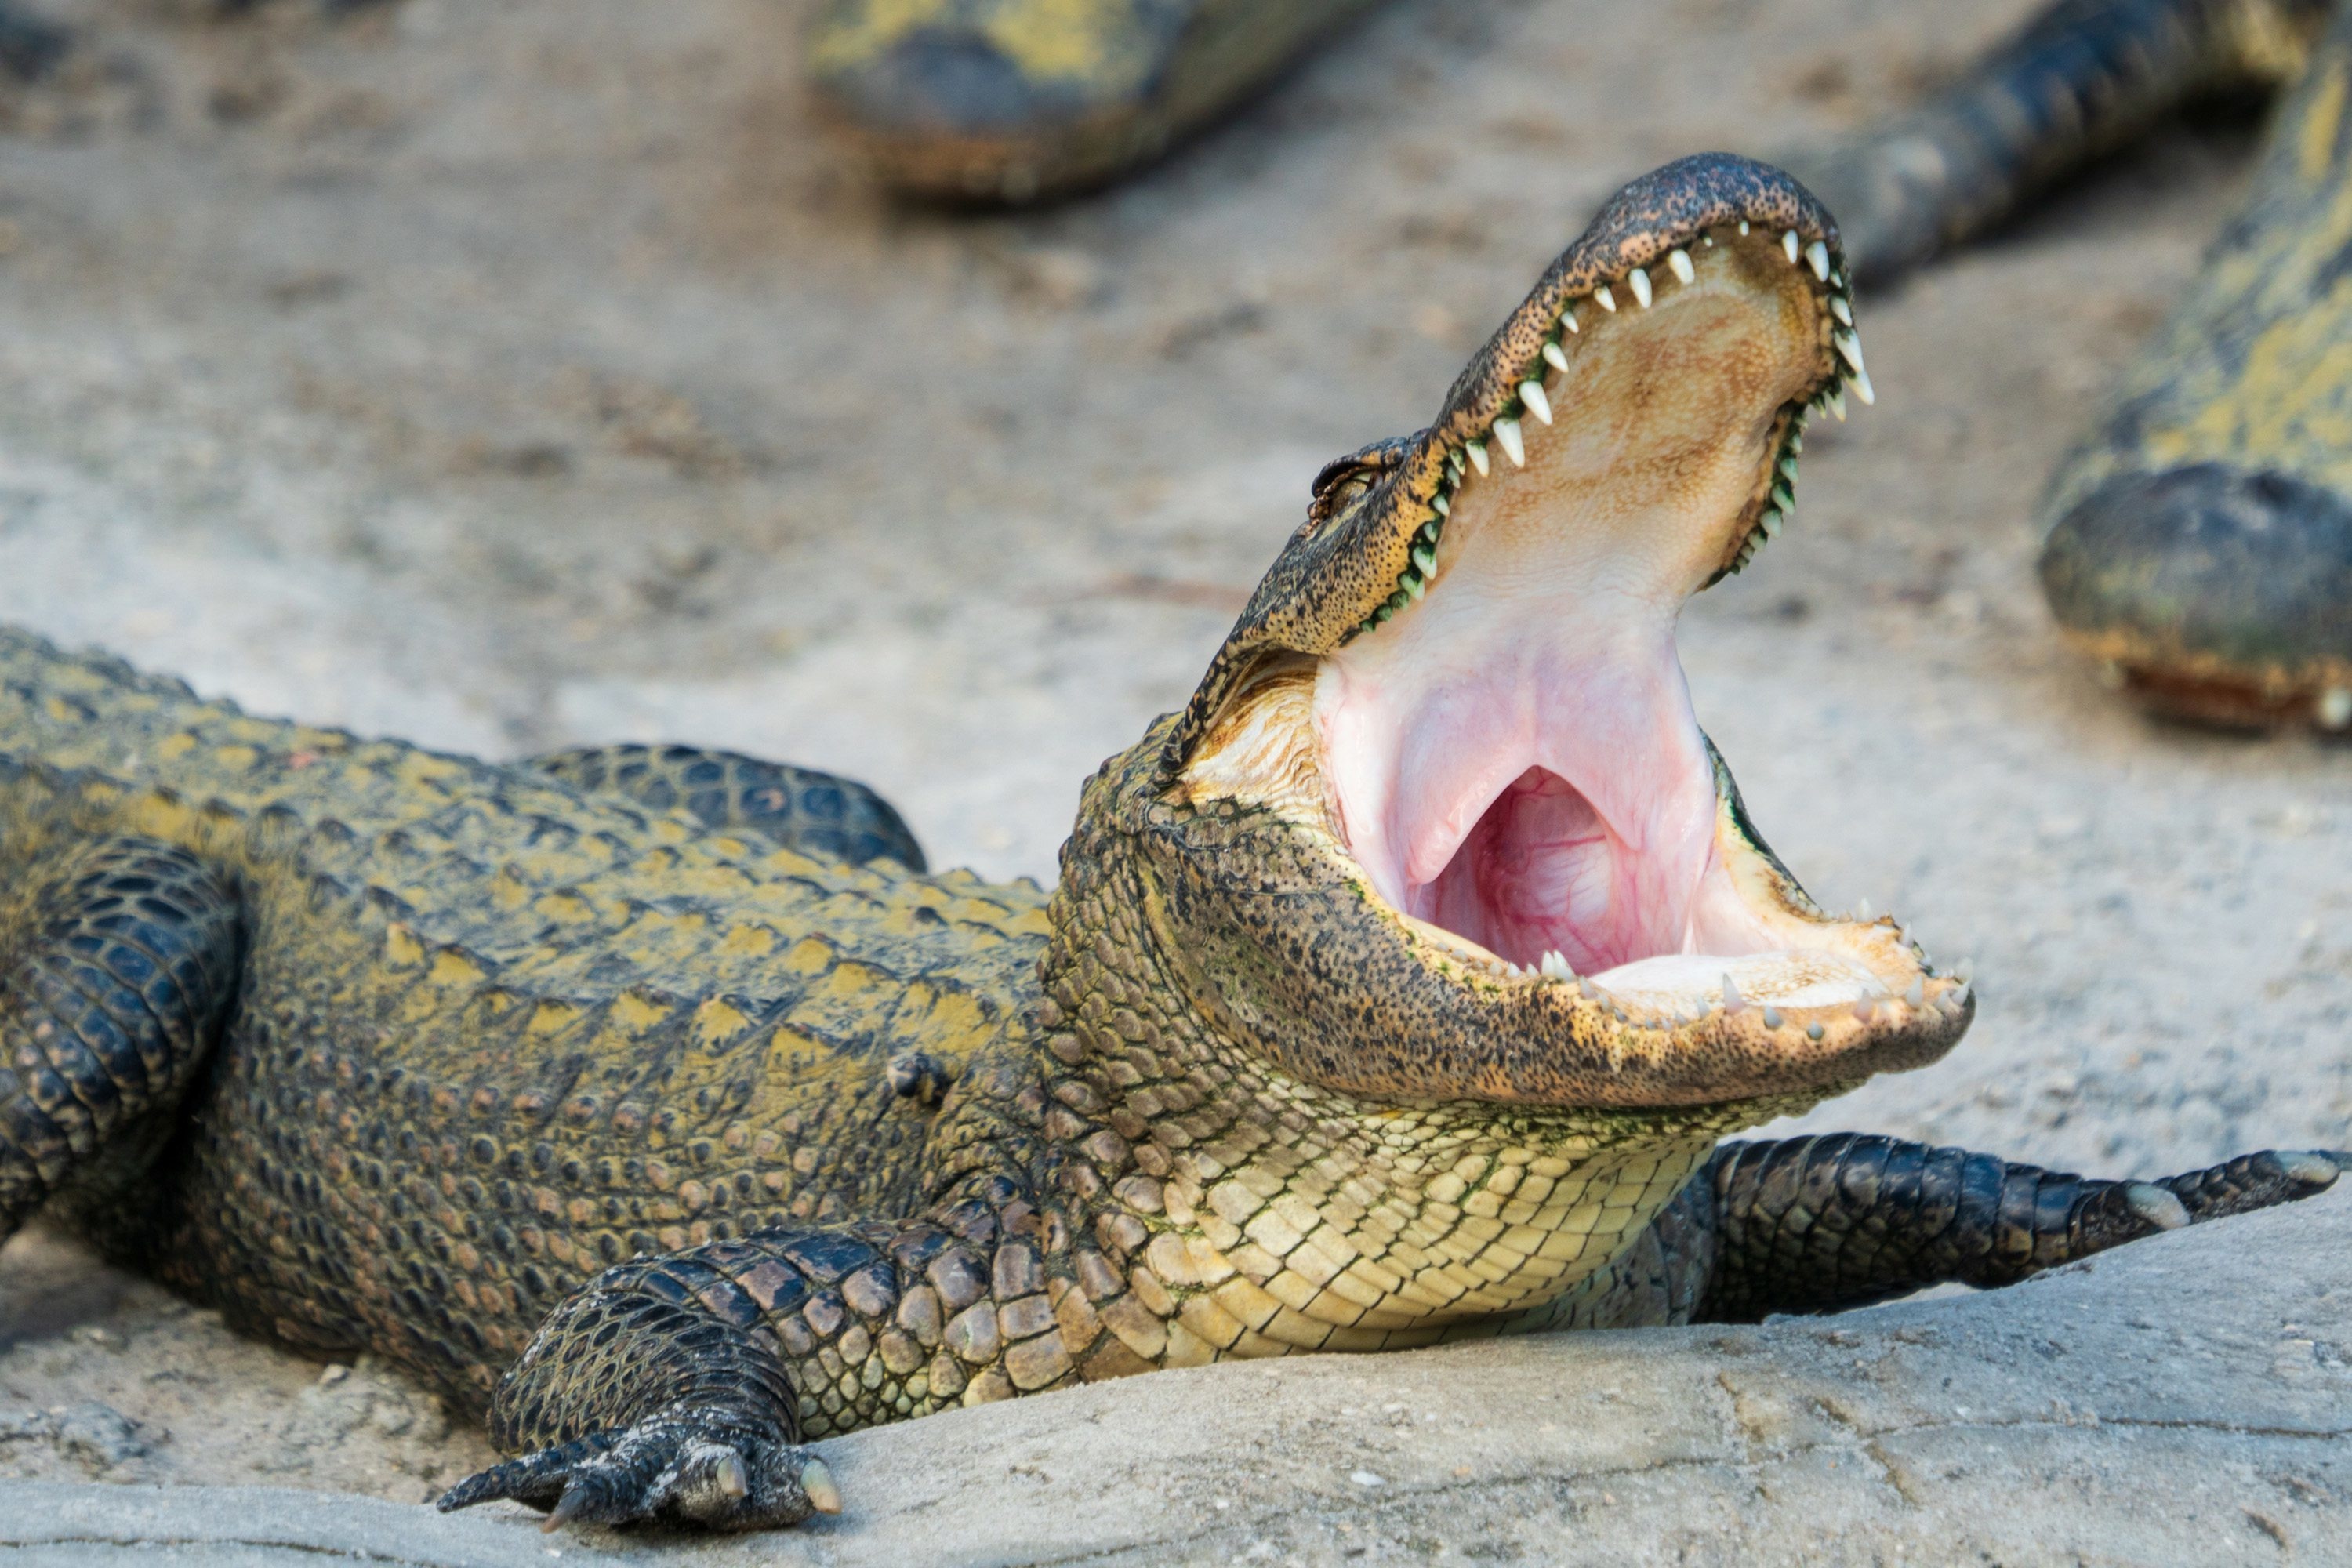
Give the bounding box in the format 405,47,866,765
7,1196,2350,1566
0,0,2347,1562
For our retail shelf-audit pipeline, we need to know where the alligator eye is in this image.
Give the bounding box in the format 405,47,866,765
1305,437,1414,534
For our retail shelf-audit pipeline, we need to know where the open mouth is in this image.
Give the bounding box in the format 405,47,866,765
1178,183,1969,1086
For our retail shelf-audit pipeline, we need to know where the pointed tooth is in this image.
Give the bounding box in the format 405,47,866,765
1578,977,1599,1000
1824,386,1847,421
1560,308,1578,335
1628,267,1652,308
2320,686,2352,729
1594,285,1616,312
1465,441,1490,477
1403,572,1428,601
1668,247,1695,285
1493,418,1525,467
1761,1007,1784,1030
1541,950,1570,980
1770,483,1795,512
1856,896,1872,920
1738,220,1750,235
1829,294,1853,327
1806,239,1830,281
1782,229,1800,263
1849,365,1876,405
1834,330,1866,376
1779,456,1799,483
1432,492,1450,516
1721,975,1744,1013
1760,509,1783,539
1852,998,1876,1023
1410,544,1436,575
1519,380,1552,425
1543,340,1570,373
1904,976,1925,1007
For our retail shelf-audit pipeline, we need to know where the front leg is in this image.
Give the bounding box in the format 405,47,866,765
439,1194,1065,1530
1690,1134,2345,1322
438,1250,836,1532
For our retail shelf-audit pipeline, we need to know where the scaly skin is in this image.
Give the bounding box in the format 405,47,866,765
1785,0,2330,284
804,0,1377,201
2037,0,2352,725
2,158,2343,1535
1780,0,2352,725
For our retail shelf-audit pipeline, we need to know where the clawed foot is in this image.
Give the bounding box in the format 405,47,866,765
437,1413,842,1532
2082,1149,2348,1250
2156,1148,2348,1225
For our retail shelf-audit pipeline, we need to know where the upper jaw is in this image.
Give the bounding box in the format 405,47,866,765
1157,154,1867,786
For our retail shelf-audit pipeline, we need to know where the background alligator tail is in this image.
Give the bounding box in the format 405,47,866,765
1780,0,2327,284
2038,0,2352,727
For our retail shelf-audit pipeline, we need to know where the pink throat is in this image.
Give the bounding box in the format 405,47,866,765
1414,766,1677,973
1318,624,1733,975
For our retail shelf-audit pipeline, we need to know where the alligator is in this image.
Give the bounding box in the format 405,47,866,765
807,0,2352,729
2,156,2343,1534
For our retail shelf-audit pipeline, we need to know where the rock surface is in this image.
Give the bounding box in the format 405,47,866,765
7,1196,2350,1566
0,0,2348,1563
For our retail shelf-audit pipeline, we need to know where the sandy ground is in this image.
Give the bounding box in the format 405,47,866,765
0,0,2347,1517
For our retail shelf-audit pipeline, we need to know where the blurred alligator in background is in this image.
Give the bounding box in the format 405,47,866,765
807,0,2352,730
5,155,2344,1534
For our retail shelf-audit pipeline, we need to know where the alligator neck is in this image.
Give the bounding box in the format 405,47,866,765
1007,742,1768,1364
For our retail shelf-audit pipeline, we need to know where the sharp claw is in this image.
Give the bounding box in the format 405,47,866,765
543,1482,593,1534
800,1457,843,1516
2124,1182,2190,1231
2274,1151,2343,1188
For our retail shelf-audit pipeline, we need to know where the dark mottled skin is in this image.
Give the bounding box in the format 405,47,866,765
1786,0,2330,284
804,0,1380,202
2,161,2343,1534
2036,0,2352,720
